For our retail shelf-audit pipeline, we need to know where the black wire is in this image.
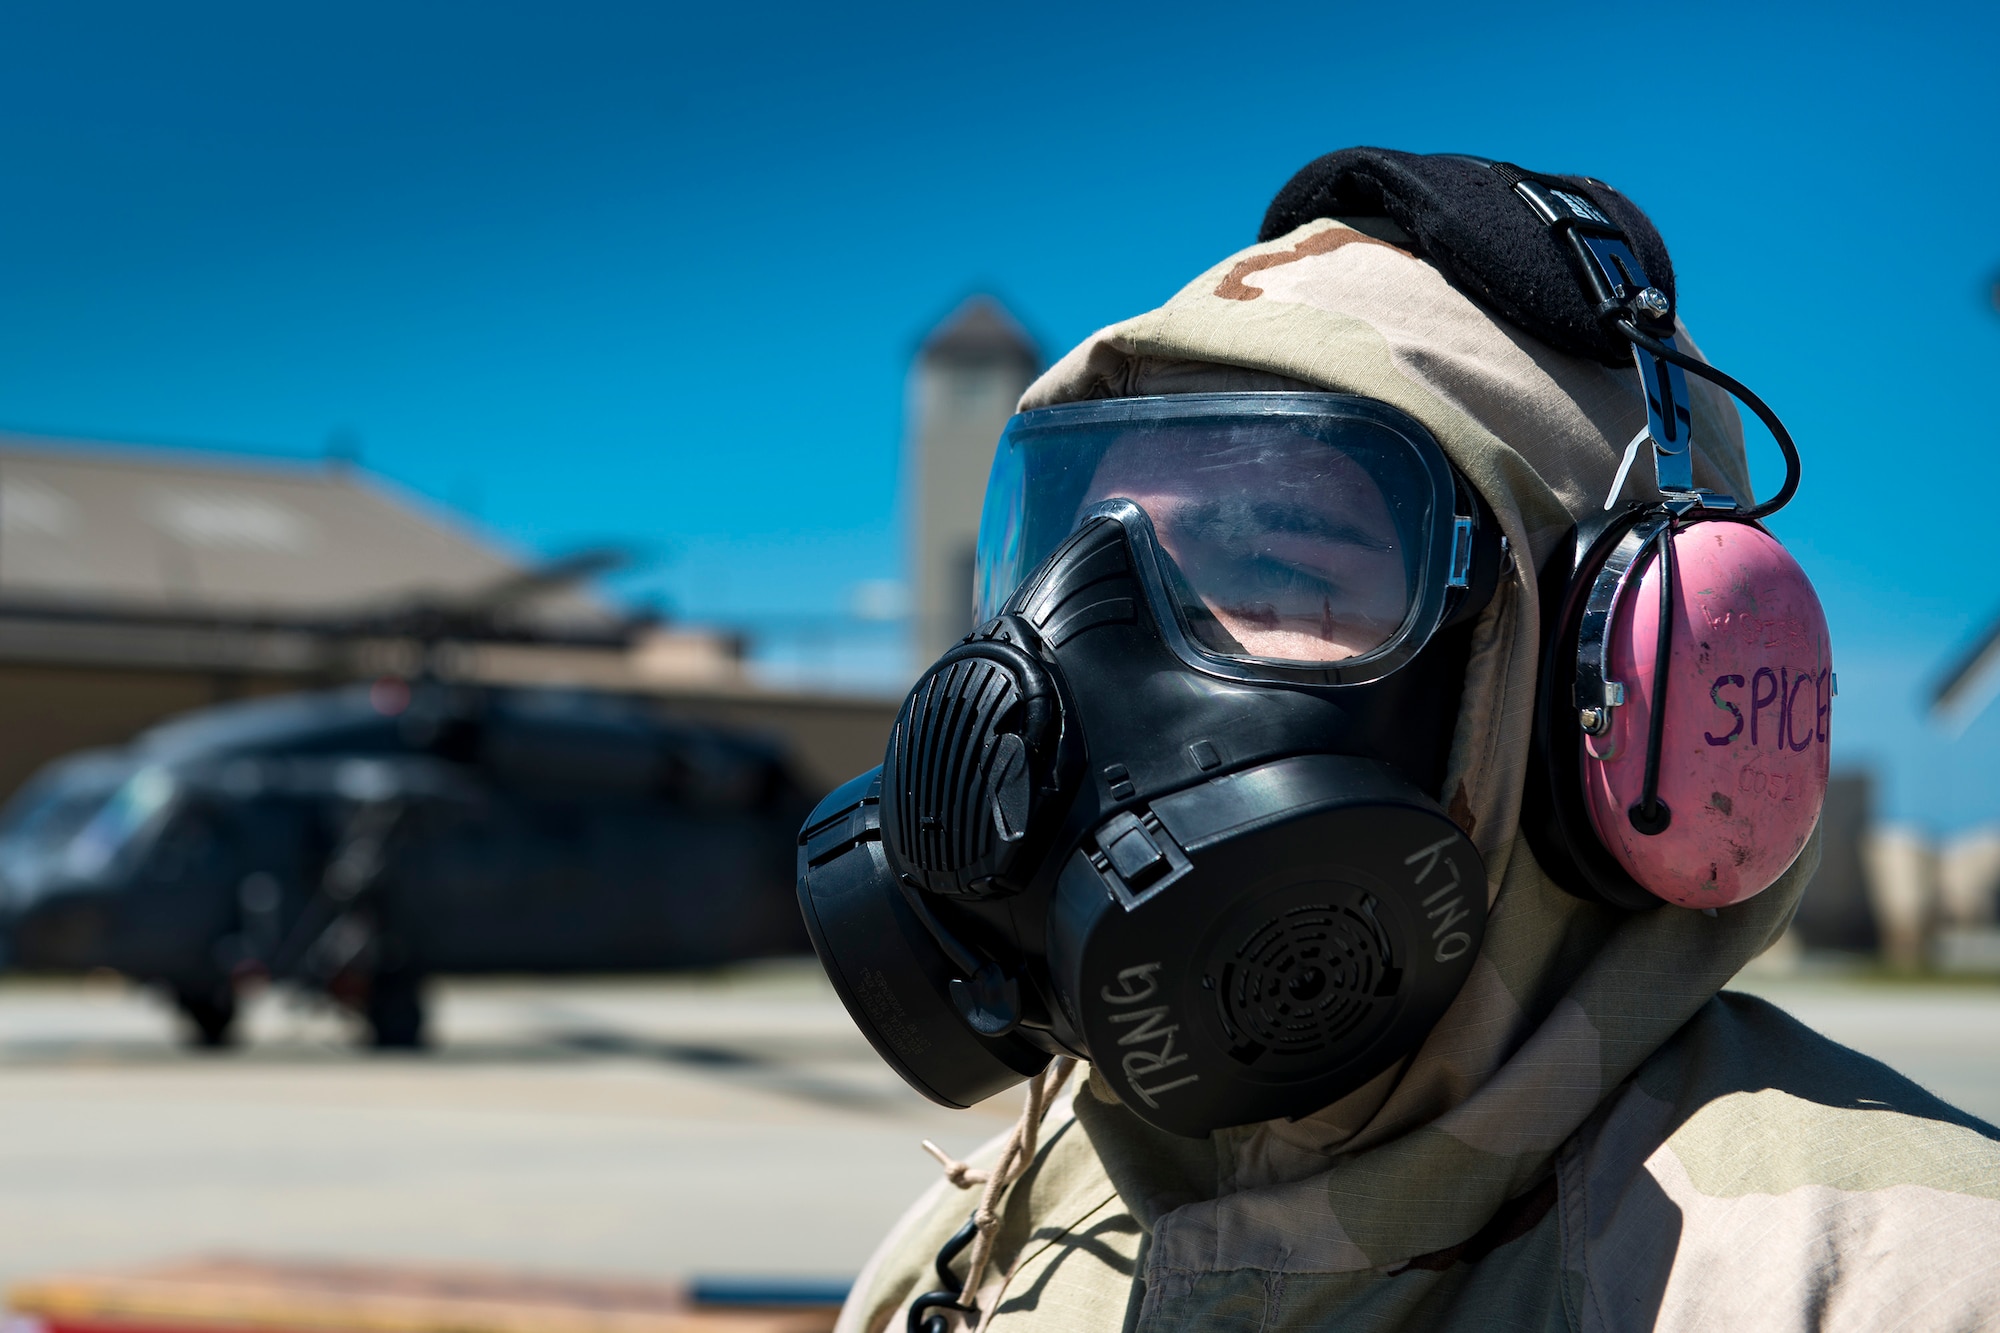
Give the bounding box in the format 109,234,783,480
935,1214,979,1291
1613,319,1801,520
906,1214,980,1333
1634,520,1677,831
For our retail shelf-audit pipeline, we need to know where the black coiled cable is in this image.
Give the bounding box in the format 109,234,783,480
907,1214,980,1333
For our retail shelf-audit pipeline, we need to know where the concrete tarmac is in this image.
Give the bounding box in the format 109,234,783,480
0,964,1016,1295
1,964,1996,1296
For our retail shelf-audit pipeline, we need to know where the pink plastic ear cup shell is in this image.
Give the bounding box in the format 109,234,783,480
1582,521,1831,908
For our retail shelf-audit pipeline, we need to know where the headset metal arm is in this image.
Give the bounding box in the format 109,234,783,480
1509,178,1699,498
1573,514,1671,733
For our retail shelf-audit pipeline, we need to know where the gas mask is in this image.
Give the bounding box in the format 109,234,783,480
798,393,1502,1136
800,148,1829,1140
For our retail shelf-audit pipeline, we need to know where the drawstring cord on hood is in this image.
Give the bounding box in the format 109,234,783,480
910,1056,1077,1332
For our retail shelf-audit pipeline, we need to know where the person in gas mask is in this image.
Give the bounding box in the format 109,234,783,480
802,150,2000,1331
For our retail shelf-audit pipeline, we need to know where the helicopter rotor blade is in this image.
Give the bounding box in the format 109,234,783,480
1931,610,2000,731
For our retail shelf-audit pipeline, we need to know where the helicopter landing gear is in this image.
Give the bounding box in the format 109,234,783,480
363,969,427,1049
173,980,238,1048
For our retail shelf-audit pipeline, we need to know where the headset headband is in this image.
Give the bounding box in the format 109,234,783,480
1261,147,1800,520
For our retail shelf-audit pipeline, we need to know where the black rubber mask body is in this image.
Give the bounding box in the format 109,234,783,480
798,509,1488,1137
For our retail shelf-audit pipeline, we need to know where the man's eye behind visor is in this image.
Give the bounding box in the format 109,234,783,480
974,393,1470,684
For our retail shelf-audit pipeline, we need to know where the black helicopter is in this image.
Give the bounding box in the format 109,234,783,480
0,679,813,1047
0,553,815,1047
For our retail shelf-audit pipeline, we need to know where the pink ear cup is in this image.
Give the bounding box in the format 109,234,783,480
1582,521,1831,908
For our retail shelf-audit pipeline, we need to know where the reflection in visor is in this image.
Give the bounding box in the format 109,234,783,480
975,399,1434,668
1087,431,1411,662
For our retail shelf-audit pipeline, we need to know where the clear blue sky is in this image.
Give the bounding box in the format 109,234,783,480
0,2,1994,828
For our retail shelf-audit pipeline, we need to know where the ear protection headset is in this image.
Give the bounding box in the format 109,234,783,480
1264,148,1830,913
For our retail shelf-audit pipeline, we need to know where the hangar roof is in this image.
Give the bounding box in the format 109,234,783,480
0,435,606,630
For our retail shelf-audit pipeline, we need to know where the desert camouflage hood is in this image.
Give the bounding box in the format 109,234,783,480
1009,215,1809,1268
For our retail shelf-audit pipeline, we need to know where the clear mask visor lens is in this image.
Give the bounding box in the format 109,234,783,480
975,400,1442,667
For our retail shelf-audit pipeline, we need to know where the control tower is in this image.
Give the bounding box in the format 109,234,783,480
906,296,1039,667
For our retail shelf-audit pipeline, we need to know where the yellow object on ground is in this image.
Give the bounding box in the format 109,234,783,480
8,1257,838,1333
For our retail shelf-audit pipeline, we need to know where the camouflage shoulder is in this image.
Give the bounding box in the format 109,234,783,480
834,1095,1124,1333
1558,991,2000,1331
833,1159,967,1333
